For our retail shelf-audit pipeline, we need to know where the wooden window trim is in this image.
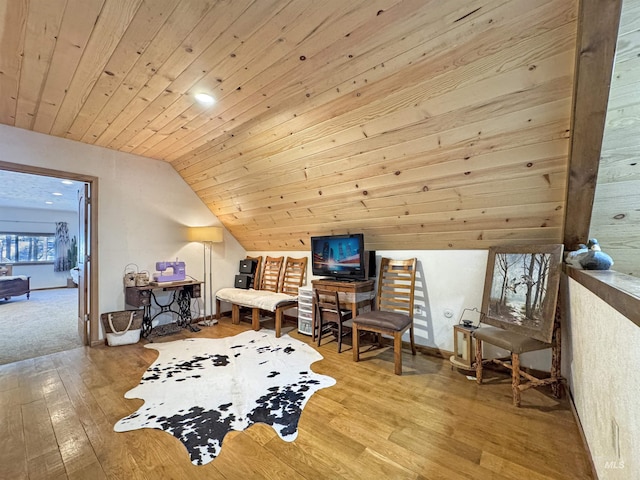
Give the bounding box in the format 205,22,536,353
564,266,640,328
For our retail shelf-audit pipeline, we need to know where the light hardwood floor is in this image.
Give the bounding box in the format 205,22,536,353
0,318,593,479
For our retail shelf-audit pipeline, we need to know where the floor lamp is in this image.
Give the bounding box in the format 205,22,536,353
187,226,223,326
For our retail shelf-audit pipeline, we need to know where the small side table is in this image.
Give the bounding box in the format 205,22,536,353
450,324,478,370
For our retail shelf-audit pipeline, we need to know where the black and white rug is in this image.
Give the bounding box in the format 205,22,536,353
114,330,335,465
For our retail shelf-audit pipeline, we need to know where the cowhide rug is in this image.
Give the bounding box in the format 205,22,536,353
114,330,335,465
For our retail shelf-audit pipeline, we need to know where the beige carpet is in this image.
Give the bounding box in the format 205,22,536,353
0,288,83,365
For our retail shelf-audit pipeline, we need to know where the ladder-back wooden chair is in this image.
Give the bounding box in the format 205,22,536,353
280,257,307,295
352,257,417,375
266,256,308,332
315,289,353,353
259,256,284,292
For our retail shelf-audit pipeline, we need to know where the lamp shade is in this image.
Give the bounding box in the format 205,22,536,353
187,226,224,243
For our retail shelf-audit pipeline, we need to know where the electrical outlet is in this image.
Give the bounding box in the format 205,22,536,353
444,308,454,318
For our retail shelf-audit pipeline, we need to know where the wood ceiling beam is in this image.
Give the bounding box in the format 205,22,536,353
564,0,623,249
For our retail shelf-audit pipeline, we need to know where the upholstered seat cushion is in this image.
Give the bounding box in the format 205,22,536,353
353,310,411,332
216,287,297,312
473,326,551,354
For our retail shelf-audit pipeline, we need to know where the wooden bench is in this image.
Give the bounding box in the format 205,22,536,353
216,256,307,337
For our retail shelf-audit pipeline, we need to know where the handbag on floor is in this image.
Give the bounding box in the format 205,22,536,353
101,310,143,346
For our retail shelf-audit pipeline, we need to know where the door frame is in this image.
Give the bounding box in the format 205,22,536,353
0,160,100,346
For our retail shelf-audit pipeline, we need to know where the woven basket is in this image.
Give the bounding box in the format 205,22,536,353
135,271,150,286
123,263,138,287
101,310,143,346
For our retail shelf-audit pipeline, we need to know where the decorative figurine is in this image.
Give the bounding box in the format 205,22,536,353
565,238,614,270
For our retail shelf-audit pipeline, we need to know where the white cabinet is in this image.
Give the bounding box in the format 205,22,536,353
297,286,313,336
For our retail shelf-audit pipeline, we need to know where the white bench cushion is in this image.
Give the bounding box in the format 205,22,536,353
216,288,298,312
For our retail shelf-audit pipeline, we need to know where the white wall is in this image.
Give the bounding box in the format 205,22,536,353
0,207,78,289
565,278,639,478
0,125,246,331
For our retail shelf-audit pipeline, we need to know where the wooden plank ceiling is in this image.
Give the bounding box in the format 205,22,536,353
591,0,640,276
0,0,578,251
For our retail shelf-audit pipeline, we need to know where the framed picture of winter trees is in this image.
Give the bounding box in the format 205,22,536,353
481,244,564,343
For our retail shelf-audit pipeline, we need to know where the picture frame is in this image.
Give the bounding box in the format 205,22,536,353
481,244,564,343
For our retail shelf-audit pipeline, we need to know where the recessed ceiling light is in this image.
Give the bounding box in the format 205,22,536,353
61,180,73,185
194,93,215,106
45,201,53,205
52,192,63,196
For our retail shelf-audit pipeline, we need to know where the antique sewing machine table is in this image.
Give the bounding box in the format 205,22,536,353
125,280,203,338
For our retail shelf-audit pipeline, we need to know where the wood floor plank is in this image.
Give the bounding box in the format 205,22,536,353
22,398,59,460
331,410,428,476
66,461,107,480
479,450,559,480
27,449,68,480
0,320,594,479
355,447,419,480
22,397,68,479
0,364,20,392
389,427,506,480
0,406,28,479
48,395,102,477
242,422,279,447
216,431,304,479
263,434,344,480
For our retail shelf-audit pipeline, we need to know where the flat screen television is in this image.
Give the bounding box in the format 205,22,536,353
311,233,366,281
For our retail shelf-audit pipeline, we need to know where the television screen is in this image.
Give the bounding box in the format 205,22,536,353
311,233,365,280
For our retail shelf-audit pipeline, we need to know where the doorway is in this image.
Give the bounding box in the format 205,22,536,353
0,160,99,350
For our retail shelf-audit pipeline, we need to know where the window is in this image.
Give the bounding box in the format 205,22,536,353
0,233,55,263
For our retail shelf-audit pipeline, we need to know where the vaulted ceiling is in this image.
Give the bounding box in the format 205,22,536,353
0,0,578,251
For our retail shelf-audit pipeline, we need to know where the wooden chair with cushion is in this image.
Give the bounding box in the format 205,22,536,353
474,309,562,407
315,289,353,353
352,257,417,375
